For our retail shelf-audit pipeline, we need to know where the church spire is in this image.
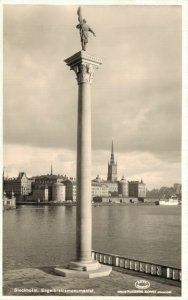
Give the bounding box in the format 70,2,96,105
110,140,115,164
50,163,53,175
107,140,117,181
111,140,114,155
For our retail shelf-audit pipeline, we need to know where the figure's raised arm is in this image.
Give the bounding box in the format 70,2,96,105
77,6,83,23
89,27,96,37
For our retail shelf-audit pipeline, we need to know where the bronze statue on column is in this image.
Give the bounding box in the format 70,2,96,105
76,6,96,51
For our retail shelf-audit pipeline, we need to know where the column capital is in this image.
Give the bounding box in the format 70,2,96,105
64,51,103,84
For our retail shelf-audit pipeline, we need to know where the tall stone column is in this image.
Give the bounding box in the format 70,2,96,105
54,51,112,277
66,51,102,271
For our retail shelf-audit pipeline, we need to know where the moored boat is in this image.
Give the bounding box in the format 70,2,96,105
159,195,179,206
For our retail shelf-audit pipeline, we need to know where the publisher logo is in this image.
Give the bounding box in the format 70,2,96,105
135,280,150,290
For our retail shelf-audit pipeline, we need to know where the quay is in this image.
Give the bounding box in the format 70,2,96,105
3,251,181,296
16,201,76,206
3,267,181,296
15,201,158,206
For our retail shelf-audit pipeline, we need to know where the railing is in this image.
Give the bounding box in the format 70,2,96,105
92,250,181,282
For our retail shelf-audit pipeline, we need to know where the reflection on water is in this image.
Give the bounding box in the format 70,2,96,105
3,205,181,270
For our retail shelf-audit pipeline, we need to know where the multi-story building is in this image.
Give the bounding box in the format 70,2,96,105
32,185,49,202
33,170,66,201
63,176,110,201
52,182,66,202
92,181,109,198
63,179,77,202
3,172,32,202
105,181,118,195
128,180,146,200
34,174,63,187
118,176,129,197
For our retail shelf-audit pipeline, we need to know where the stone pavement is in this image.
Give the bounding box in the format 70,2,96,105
3,266,181,296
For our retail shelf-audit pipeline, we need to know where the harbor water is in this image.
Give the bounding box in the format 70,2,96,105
3,205,181,271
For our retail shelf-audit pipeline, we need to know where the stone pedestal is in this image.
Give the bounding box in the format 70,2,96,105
54,51,111,278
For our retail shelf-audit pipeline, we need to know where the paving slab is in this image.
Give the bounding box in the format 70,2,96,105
3,266,181,296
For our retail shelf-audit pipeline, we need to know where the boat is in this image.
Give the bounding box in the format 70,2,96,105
159,195,179,206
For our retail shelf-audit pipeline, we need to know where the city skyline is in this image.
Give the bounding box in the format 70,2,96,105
3,5,181,189
3,150,181,190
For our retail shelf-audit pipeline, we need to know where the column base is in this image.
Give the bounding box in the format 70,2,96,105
69,259,100,271
54,264,112,278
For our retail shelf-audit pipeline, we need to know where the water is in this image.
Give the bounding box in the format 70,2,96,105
3,205,181,271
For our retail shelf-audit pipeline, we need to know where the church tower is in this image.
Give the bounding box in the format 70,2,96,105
107,140,117,181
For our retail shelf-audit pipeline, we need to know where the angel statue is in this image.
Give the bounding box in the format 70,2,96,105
76,6,96,51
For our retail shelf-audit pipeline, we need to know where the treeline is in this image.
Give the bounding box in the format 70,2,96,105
146,186,181,199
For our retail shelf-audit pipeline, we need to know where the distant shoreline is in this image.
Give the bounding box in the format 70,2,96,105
15,201,159,207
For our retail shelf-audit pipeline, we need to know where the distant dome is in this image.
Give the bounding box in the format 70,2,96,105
93,175,102,183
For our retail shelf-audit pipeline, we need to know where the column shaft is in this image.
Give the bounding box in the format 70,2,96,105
76,82,92,262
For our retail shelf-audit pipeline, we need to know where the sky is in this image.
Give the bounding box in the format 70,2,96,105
3,4,181,189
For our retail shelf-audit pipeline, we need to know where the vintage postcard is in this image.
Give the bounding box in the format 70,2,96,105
1,0,187,299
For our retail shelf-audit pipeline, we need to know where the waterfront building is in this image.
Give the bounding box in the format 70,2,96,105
93,196,138,204
63,179,77,202
3,191,16,209
128,180,146,200
32,185,49,202
34,174,62,187
63,177,110,201
52,182,66,202
138,180,146,199
105,181,118,194
107,140,117,181
3,172,32,202
33,172,66,201
118,176,128,197
92,181,110,198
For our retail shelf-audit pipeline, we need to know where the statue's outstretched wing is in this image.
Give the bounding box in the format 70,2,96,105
77,6,83,23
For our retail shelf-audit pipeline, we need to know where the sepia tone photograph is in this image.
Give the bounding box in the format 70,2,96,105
2,1,184,297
